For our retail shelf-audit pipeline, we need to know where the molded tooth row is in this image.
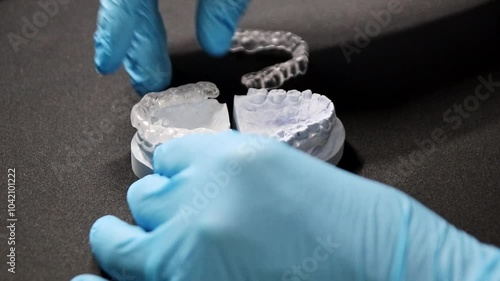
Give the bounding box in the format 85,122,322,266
300,116,334,148
231,29,309,89
246,88,323,105
285,114,334,149
243,88,337,130
243,88,337,149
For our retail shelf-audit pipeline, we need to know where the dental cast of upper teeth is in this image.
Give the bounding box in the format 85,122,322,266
233,88,336,156
230,29,309,89
130,82,230,160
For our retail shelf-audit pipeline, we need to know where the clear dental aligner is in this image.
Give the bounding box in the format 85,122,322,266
230,29,310,89
233,88,345,162
130,82,230,166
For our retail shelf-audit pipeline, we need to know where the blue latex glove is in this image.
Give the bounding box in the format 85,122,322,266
73,131,500,281
94,0,250,95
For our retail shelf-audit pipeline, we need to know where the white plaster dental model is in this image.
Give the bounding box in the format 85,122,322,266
233,89,345,163
230,29,309,89
130,82,231,178
130,83,345,178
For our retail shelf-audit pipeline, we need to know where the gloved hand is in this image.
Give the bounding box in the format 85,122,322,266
72,131,500,281
94,0,250,95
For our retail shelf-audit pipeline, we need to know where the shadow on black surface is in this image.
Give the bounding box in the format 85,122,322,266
336,142,364,173
170,1,500,115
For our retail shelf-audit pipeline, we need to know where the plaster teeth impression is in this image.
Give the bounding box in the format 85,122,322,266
234,89,345,162
130,82,230,177
230,29,309,89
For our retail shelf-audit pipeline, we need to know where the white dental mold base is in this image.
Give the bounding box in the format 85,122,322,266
233,88,345,164
130,82,231,178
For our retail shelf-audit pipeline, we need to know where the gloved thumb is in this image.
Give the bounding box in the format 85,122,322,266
196,0,250,56
88,216,150,280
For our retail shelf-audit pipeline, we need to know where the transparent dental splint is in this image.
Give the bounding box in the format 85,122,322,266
230,29,310,89
131,82,226,145
130,82,231,178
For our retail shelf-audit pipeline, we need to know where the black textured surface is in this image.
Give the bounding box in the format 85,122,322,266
1,0,499,280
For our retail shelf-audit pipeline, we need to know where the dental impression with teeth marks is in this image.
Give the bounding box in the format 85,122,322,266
130,83,345,178
130,30,344,178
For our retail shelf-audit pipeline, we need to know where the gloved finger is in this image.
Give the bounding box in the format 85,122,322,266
71,274,109,281
196,0,250,56
89,215,151,281
127,174,183,231
124,0,172,95
94,0,139,74
152,131,240,177
152,135,205,178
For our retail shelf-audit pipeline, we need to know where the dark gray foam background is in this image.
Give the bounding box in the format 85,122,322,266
0,0,499,280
